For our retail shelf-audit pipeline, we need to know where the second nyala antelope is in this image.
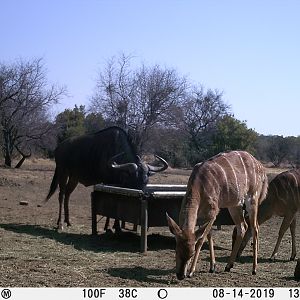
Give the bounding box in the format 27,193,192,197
237,169,300,261
167,150,268,280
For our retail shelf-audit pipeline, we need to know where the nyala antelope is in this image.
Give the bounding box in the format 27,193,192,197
236,169,300,261
167,151,268,280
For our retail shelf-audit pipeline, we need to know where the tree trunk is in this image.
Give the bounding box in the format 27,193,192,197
15,156,26,169
3,129,13,167
15,146,31,169
4,152,12,167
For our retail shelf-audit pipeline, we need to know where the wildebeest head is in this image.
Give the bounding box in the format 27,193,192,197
109,153,168,190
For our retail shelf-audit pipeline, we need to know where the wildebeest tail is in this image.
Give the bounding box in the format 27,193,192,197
45,168,58,201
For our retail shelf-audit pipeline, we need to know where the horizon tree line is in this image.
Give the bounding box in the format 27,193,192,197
0,55,299,168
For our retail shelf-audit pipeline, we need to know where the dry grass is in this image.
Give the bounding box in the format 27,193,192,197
0,159,299,287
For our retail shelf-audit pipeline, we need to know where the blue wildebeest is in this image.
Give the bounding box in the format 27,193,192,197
45,126,168,230
167,150,268,280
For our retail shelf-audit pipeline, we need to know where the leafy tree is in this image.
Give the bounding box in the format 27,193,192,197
55,105,86,143
211,115,258,155
55,105,106,144
84,112,105,134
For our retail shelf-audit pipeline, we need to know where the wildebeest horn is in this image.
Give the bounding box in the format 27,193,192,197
147,155,168,173
111,162,138,173
109,152,138,173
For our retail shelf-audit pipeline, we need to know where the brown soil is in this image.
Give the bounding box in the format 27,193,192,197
0,159,299,287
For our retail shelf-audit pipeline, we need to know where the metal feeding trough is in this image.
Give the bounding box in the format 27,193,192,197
91,184,186,252
91,184,235,253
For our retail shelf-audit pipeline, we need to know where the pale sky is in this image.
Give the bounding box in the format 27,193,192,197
1,0,299,136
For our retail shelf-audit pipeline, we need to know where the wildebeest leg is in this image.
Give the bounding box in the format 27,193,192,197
121,221,126,229
113,219,122,233
104,217,110,231
56,169,68,230
104,218,125,234
63,177,78,227
104,218,121,233
57,189,65,230
104,218,114,233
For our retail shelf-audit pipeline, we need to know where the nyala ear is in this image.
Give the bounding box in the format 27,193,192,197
166,213,182,236
194,228,204,242
195,219,215,242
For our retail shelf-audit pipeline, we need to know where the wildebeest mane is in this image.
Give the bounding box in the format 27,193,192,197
93,126,138,162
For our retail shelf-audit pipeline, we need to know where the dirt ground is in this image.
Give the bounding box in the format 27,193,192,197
0,159,299,287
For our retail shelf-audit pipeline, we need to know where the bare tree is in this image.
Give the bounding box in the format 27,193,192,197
0,58,66,167
265,135,290,167
90,54,187,152
182,86,230,162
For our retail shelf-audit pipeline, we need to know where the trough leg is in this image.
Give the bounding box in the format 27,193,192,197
140,198,148,253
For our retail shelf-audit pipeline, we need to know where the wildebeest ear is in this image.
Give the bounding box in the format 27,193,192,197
166,213,182,236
